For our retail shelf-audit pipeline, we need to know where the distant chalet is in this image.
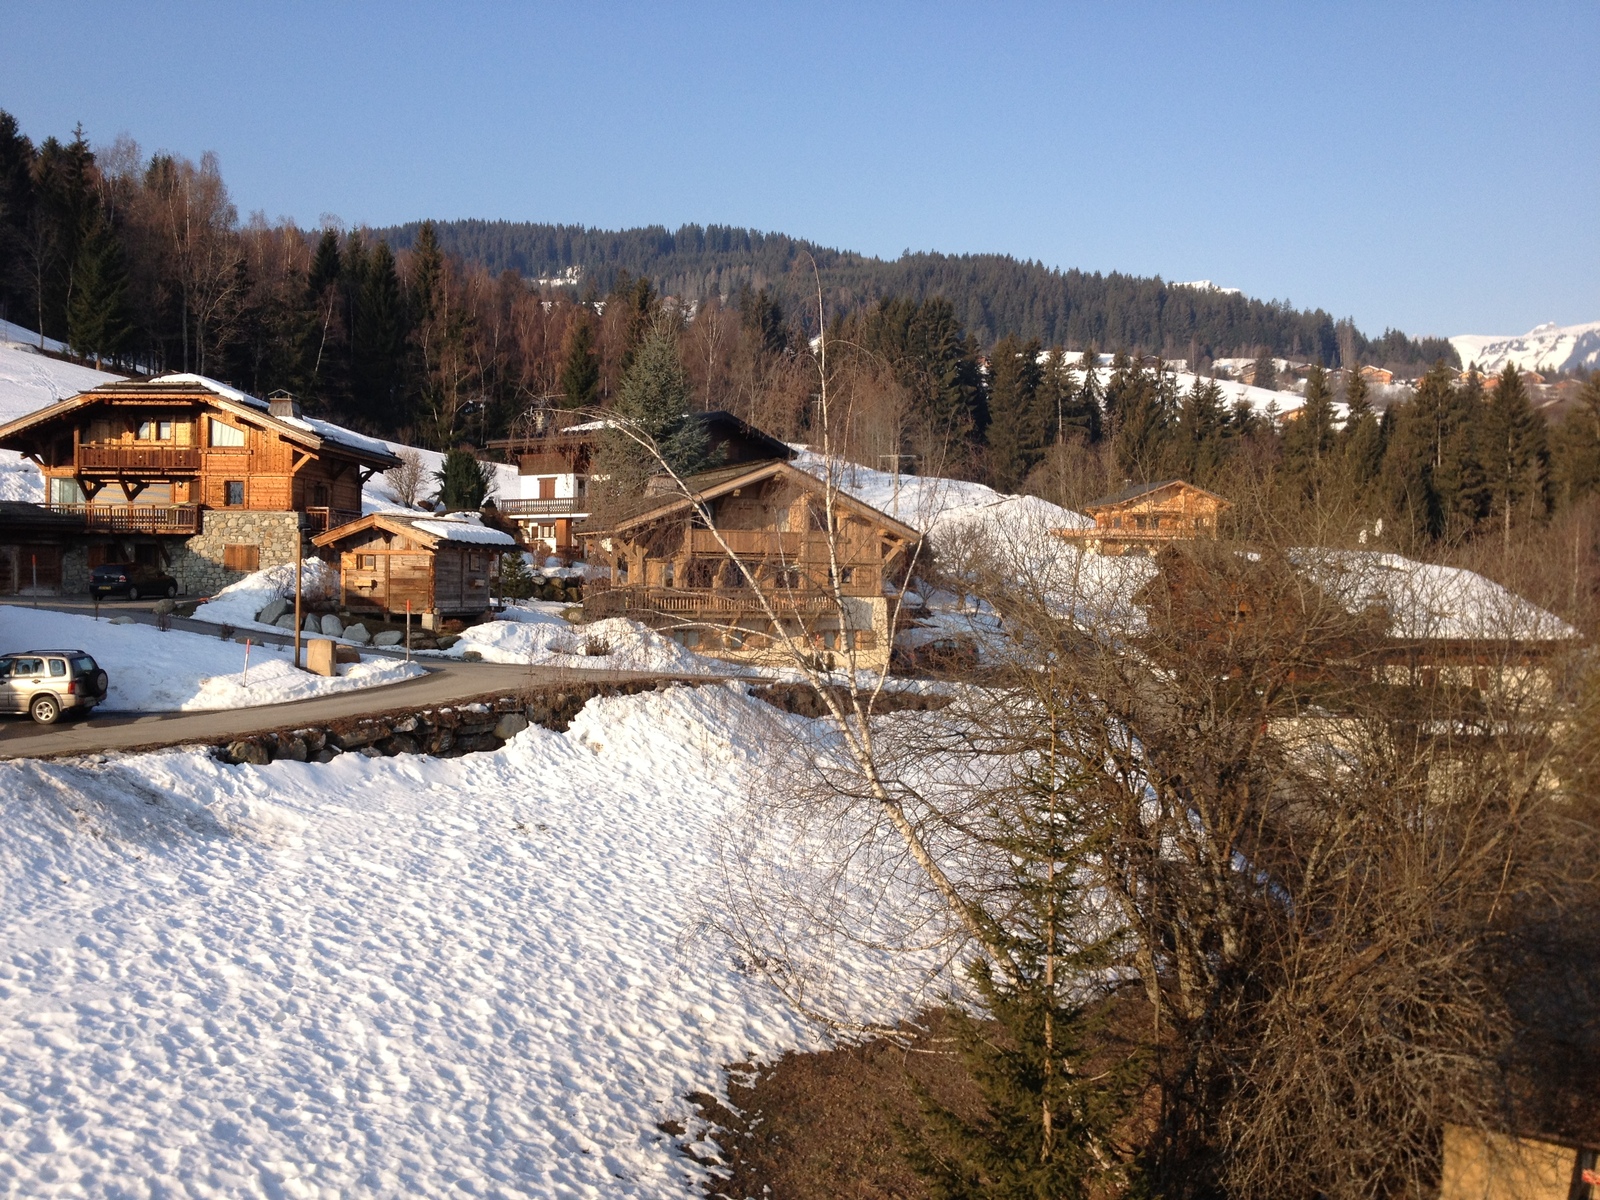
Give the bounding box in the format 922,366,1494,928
1053,480,1230,556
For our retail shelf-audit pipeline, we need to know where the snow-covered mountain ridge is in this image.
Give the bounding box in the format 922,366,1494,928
1450,320,1600,376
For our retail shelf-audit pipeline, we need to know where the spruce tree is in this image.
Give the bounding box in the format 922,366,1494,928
1072,346,1103,443
497,550,534,600
902,756,1139,1199
1176,375,1227,482
408,220,444,325
435,448,494,511
65,215,131,368
1482,362,1549,547
559,315,601,409
1250,350,1277,392
1282,364,1337,500
985,334,1045,491
1339,365,1384,489
308,228,342,300
596,317,706,496
352,240,408,427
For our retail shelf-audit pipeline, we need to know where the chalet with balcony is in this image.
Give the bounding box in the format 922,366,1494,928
312,511,515,628
582,458,921,671
1053,480,1230,556
0,374,400,595
485,409,795,559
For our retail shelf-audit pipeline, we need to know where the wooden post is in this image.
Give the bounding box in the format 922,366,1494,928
293,556,304,669
405,600,412,664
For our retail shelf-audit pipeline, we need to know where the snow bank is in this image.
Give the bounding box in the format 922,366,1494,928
191,557,342,633
0,605,421,711
0,684,939,1196
450,607,731,674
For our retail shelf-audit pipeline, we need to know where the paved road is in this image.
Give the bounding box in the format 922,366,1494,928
0,658,707,760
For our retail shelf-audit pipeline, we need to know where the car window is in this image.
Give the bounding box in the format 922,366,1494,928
48,659,67,677
71,656,97,674
0,660,10,678
12,658,42,676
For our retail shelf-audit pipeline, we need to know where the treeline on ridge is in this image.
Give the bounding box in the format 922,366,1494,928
375,217,1459,372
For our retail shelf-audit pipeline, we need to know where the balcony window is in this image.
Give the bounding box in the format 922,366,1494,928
137,419,174,441
209,420,246,448
224,481,245,506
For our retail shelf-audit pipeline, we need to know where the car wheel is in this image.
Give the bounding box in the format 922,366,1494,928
29,695,60,725
94,670,108,694
127,585,141,601
165,583,177,598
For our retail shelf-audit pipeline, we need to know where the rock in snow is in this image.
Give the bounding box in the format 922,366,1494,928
319,613,344,637
256,597,290,625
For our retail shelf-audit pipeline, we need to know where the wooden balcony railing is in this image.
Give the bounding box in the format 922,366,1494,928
302,506,365,533
498,497,587,517
586,580,838,616
77,445,202,472
47,503,201,534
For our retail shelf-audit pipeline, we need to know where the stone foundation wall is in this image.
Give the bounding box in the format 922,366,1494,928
170,510,307,597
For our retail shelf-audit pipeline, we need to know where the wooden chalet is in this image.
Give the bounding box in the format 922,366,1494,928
1053,479,1230,556
0,375,400,594
582,459,920,670
0,501,84,595
312,512,516,627
485,410,795,558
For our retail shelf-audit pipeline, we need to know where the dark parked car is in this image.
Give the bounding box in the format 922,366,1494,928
0,649,108,723
90,562,178,601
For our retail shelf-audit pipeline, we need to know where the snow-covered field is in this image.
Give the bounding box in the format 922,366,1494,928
0,606,423,711
0,685,932,1196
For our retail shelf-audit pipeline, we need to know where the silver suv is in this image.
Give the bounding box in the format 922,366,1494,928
0,650,108,724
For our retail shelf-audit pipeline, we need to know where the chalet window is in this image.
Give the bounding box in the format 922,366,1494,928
137,419,174,441
223,544,260,572
832,565,855,586
537,524,556,542
358,554,377,571
209,420,246,448
854,630,877,651
1111,516,1122,529
311,482,330,507
770,567,801,590
224,481,245,506
468,552,486,572
662,561,676,587
50,478,84,505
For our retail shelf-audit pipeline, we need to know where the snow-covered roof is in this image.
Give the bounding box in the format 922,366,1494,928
149,373,399,462
412,515,518,546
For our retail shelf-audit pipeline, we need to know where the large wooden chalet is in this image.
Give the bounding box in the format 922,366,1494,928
1054,479,1230,556
583,458,921,670
0,375,399,595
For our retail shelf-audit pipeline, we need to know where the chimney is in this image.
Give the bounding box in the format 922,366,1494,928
267,389,302,420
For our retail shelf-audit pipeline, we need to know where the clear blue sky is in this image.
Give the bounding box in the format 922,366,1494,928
3,2,1595,339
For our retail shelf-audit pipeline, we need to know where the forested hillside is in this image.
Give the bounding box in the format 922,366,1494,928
375,219,1459,372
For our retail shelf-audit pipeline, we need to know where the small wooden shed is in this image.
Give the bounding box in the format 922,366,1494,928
313,512,515,626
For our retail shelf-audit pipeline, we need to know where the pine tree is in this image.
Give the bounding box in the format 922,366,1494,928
352,240,408,427
596,317,706,496
1339,365,1384,488
738,284,786,354
497,550,535,600
1282,364,1337,500
985,334,1045,491
65,215,131,368
435,447,495,511
1482,362,1549,548
307,228,342,300
408,220,443,324
559,315,601,408
1250,350,1277,392
1175,375,1227,482
1071,346,1103,443
902,756,1139,1200
1551,374,1600,509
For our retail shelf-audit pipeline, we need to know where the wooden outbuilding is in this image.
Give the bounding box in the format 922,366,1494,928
1053,479,1231,556
312,512,516,628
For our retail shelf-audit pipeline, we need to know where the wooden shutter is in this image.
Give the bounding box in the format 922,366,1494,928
223,544,261,572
